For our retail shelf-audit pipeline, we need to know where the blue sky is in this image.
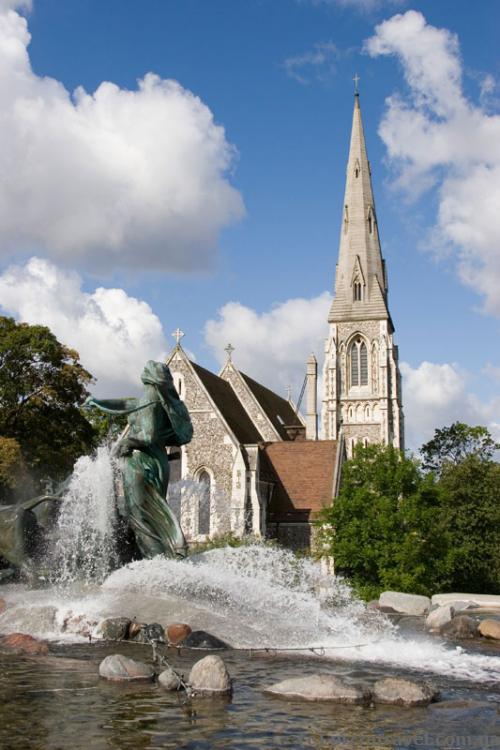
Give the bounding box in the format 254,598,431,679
0,0,499,450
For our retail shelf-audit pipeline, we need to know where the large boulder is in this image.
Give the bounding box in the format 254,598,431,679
189,655,232,695
441,615,478,639
425,604,455,631
0,632,49,656
94,617,131,641
264,675,370,704
181,630,229,650
167,622,192,645
432,593,500,609
373,677,439,707
379,592,430,616
99,654,154,682
478,619,500,640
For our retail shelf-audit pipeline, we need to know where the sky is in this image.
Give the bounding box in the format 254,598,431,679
0,0,499,452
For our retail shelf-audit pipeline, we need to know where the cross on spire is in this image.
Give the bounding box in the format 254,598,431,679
172,328,185,346
286,384,292,401
353,73,360,95
224,343,235,361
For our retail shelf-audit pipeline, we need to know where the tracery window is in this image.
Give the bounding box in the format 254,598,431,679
353,280,362,301
350,338,368,387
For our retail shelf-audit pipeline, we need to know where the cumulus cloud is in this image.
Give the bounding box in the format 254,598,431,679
365,10,500,316
401,361,500,450
0,5,243,272
0,258,170,396
284,42,341,85
204,293,332,399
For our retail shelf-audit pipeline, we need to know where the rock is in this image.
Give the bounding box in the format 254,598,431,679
188,655,232,695
0,633,49,656
131,623,165,644
425,604,455,631
99,654,154,682
0,598,6,614
167,622,192,645
432,593,500,609
158,666,182,691
373,677,439,707
128,622,143,639
265,674,370,704
94,617,131,641
366,600,380,611
478,619,500,640
441,615,478,639
181,630,229,650
379,591,430,616
62,613,98,638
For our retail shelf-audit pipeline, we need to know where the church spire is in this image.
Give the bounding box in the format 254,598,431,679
328,93,391,328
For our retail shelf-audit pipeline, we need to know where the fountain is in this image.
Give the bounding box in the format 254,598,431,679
0,361,499,749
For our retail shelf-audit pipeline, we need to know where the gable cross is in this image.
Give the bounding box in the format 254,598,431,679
172,328,185,346
224,343,235,361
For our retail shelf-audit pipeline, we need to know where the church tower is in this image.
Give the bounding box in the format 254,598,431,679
322,92,404,454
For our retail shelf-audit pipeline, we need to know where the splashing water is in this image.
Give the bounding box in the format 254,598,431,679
48,446,120,584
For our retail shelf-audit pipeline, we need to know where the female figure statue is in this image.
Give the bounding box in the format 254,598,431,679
85,361,192,560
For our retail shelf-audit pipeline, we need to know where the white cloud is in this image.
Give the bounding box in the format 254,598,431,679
0,257,169,396
0,5,243,273
365,10,500,316
401,360,500,450
284,42,341,85
204,293,332,399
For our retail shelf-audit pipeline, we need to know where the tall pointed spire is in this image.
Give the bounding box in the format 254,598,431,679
322,92,404,453
328,94,390,327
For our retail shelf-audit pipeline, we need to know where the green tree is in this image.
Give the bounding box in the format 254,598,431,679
0,316,95,487
0,436,32,503
318,443,449,600
439,455,500,594
421,422,500,475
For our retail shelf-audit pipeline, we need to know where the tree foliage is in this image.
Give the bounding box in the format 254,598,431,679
421,421,500,475
318,444,449,600
320,426,500,600
0,316,96,486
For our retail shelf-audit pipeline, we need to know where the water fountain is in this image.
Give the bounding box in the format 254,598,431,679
0,361,499,749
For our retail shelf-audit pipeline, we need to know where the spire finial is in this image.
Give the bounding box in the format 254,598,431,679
172,328,185,347
224,343,235,361
286,384,292,401
353,73,360,95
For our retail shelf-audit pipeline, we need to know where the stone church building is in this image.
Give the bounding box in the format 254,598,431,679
166,93,404,549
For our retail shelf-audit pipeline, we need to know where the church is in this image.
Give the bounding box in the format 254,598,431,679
166,92,404,550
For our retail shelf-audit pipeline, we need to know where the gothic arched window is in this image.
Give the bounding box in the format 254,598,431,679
353,280,362,301
197,470,211,535
350,338,368,387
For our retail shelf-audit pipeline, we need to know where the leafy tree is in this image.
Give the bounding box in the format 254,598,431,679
0,316,95,487
318,443,449,600
421,422,500,475
439,455,500,594
0,436,32,504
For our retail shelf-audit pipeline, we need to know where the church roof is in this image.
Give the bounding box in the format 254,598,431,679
260,440,338,521
328,93,393,329
191,362,263,444
239,371,303,440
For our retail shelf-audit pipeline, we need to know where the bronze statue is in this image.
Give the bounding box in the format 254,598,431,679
0,361,193,579
85,360,193,559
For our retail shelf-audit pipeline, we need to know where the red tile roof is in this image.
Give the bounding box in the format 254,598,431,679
261,440,338,521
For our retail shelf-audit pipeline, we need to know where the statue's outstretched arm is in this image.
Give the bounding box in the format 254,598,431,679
84,397,138,415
